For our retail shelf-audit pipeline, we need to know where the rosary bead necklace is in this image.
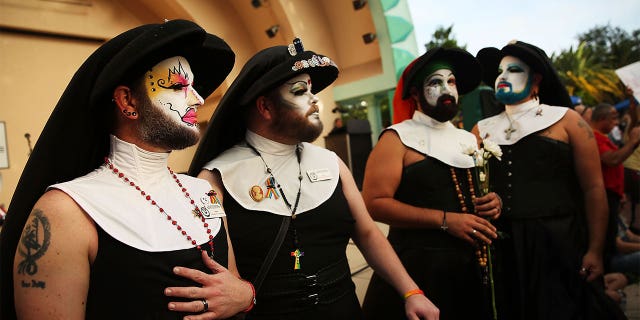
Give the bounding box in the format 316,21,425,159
450,167,489,284
105,158,214,256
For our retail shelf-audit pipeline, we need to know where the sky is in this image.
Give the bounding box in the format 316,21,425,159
406,0,640,58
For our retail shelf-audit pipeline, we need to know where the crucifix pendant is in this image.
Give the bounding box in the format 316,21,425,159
504,126,516,140
290,248,304,270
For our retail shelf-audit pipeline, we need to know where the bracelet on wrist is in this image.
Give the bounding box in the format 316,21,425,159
403,289,424,300
440,210,448,232
241,279,256,312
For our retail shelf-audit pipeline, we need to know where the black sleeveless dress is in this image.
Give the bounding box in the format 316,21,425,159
362,156,491,320
225,182,362,320
489,134,623,320
85,223,229,319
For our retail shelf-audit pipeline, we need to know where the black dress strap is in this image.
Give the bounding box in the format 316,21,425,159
253,215,290,293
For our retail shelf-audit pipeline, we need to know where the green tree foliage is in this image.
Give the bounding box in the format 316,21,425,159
552,24,640,105
425,25,467,51
578,24,640,69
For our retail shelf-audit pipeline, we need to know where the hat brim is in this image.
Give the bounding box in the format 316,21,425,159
239,48,339,105
401,47,481,98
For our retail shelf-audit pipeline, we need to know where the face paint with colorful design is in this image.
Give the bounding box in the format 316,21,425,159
145,56,204,128
495,56,534,105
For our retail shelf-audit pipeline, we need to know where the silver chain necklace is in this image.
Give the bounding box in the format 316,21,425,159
504,106,539,140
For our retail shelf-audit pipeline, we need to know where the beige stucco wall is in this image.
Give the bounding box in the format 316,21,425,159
0,33,95,209
0,0,141,208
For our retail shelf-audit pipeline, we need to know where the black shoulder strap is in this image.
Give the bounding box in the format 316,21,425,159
252,216,290,293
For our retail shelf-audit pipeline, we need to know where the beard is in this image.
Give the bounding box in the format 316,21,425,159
418,93,459,122
495,74,534,105
495,85,532,105
135,94,200,150
270,94,323,143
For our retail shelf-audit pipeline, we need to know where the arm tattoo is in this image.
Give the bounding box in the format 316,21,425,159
17,209,51,281
578,119,594,139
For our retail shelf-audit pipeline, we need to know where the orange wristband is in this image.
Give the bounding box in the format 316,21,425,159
242,279,256,312
403,289,424,300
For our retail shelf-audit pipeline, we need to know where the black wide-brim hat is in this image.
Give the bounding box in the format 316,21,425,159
477,40,573,108
188,40,339,176
401,47,481,99
1,19,234,319
91,20,235,107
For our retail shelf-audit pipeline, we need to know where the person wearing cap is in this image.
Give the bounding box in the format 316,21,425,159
2,20,255,319
186,39,440,319
472,40,615,319
359,47,502,320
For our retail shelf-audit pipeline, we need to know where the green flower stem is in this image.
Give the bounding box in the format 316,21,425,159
483,164,490,195
488,245,497,320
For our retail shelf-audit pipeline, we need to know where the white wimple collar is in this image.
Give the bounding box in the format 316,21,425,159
387,111,477,168
505,98,540,119
477,98,568,145
245,130,298,156
205,130,340,217
413,111,451,129
48,135,222,252
107,135,171,187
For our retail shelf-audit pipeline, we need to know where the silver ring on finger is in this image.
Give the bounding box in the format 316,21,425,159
472,229,477,234
201,299,209,312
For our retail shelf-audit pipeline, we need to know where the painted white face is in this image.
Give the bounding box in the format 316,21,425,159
422,69,458,106
495,56,533,104
276,73,320,122
271,73,323,143
144,56,204,129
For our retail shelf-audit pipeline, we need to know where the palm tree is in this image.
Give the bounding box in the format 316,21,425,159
553,42,624,106
552,24,639,106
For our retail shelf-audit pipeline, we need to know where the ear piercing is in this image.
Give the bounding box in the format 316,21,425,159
123,110,137,117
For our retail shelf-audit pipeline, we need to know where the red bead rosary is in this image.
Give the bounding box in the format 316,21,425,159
105,158,214,255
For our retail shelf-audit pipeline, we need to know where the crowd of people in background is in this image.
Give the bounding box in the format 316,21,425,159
0,18,638,320
580,87,640,309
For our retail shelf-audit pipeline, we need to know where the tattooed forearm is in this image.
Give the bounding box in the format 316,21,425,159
17,209,51,278
578,119,594,138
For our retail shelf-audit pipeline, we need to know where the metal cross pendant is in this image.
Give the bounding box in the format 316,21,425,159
504,126,516,140
290,248,304,270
